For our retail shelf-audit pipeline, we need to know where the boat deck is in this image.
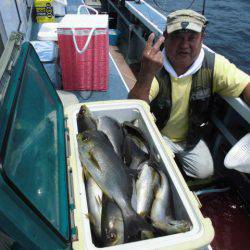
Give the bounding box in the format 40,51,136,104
109,45,137,90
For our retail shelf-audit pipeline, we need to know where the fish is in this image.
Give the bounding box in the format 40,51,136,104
77,130,153,242
151,171,191,235
123,134,149,171
136,162,159,218
150,170,171,223
102,197,124,246
96,116,124,159
122,121,152,156
85,173,103,241
122,121,165,175
77,105,97,133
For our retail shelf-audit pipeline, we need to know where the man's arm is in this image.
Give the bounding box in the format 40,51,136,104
128,33,165,103
242,83,250,106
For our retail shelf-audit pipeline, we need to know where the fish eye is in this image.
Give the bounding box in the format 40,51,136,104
82,106,88,114
81,133,89,142
110,232,117,241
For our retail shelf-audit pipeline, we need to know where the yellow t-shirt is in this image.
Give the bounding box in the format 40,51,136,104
149,54,250,142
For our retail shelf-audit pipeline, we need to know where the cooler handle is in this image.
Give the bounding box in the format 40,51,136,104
77,4,98,15
72,4,98,54
71,27,95,54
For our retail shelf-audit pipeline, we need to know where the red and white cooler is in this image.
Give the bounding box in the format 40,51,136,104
57,5,109,91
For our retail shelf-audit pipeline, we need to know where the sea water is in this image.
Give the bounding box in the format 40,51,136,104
145,0,250,74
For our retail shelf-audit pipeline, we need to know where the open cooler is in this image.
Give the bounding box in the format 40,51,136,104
0,33,214,249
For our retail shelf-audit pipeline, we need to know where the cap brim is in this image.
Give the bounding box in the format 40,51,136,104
167,22,202,33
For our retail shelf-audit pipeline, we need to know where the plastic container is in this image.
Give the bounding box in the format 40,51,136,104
57,8,109,91
53,0,67,16
224,133,250,173
30,41,58,62
109,29,121,46
65,100,214,250
37,23,59,41
34,0,55,23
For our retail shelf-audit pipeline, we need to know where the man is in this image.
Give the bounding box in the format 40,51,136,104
128,9,250,179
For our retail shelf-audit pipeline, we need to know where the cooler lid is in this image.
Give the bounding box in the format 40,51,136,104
0,33,70,243
58,14,108,29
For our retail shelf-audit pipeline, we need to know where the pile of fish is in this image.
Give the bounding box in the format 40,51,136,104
76,105,191,247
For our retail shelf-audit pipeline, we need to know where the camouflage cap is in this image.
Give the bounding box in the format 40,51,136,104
167,9,207,33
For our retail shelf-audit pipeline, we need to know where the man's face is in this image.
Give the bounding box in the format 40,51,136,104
164,30,204,70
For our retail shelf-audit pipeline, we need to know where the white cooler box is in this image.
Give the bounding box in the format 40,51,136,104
65,100,215,250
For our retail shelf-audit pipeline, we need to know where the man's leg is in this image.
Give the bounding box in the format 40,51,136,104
163,137,214,179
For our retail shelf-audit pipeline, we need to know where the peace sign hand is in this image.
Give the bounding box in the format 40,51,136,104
140,33,165,77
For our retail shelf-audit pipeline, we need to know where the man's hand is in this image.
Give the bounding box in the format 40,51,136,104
140,33,165,77
128,33,165,102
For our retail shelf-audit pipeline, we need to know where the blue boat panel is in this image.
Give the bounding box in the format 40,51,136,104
125,0,166,35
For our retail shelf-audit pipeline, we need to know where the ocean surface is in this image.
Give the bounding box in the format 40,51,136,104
145,0,250,74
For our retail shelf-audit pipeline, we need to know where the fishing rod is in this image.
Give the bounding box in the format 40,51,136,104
186,0,196,9
202,0,206,14
186,0,207,14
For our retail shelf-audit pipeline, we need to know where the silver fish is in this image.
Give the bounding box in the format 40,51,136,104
136,162,158,218
85,173,103,241
77,130,152,242
123,121,164,175
96,116,124,159
102,198,124,246
151,171,191,234
123,134,149,170
151,170,171,223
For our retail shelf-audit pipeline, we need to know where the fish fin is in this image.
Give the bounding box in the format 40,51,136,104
82,166,90,180
84,213,96,226
88,150,102,171
95,195,102,207
122,135,132,166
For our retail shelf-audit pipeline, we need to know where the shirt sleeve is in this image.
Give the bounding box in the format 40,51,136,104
213,54,250,97
149,77,160,102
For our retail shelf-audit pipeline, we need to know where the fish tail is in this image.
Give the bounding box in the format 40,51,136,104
123,209,154,242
